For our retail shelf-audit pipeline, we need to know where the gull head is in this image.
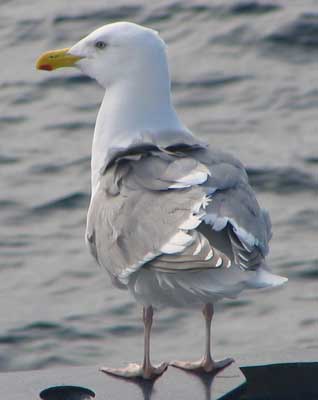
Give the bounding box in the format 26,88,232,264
36,21,167,88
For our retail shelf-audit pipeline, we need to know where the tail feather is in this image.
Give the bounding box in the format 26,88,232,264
247,267,288,289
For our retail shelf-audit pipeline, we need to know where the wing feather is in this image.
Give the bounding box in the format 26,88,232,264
86,144,271,284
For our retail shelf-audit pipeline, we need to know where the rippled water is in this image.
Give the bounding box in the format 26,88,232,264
0,0,317,372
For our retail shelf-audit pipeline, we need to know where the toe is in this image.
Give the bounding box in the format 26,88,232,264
100,363,142,378
169,360,202,370
100,362,168,380
214,357,234,370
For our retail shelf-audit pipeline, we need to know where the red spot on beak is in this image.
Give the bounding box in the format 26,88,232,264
39,64,53,71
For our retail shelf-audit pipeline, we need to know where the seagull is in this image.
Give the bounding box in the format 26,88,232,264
36,21,287,380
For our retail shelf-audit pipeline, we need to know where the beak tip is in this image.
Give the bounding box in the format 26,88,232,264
37,64,53,71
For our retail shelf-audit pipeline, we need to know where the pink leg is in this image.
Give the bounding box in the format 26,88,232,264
101,306,168,379
170,303,233,373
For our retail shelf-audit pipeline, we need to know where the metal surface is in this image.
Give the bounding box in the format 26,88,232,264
0,362,245,400
240,362,318,400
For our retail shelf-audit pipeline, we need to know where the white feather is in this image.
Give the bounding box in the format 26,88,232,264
246,268,288,289
179,213,202,230
161,231,193,254
173,171,209,186
168,182,191,189
216,257,223,267
193,240,202,256
119,251,158,284
205,249,213,260
204,213,258,249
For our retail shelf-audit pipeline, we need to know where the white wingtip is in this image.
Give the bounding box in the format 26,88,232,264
247,268,288,289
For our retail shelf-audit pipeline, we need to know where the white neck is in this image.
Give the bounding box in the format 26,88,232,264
91,60,188,193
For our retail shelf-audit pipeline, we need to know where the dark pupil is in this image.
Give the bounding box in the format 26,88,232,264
96,41,106,49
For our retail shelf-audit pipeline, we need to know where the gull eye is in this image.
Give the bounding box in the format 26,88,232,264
95,41,107,50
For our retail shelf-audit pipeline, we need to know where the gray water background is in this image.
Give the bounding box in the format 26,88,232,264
0,0,317,372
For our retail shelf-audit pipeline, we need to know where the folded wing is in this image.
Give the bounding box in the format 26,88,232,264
86,144,272,286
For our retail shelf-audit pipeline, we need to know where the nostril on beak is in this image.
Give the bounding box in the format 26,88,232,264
39,385,95,400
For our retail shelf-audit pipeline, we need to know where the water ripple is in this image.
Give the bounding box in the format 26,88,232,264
37,75,92,89
30,356,76,370
107,324,142,336
228,1,281,15
14,18,44,43
301,318,318,327
0,155,20,164
173,74,252,90
0,81,29,90
143,1,280,25
53,5,142,24
211,24,258,46
142,3,210,24
0,321,102,346
30,156,90,175
0,200,21,210
45,121,94,132
266,13,318,48
304,156,318,165
110,302,135,317
32,192,89,214
0,116,27,125
0,238,30,248
247,167,318,193
288,209,318,230
294,268,318,280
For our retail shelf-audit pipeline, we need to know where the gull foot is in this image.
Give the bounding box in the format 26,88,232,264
170,357,234,374
100,362,168,380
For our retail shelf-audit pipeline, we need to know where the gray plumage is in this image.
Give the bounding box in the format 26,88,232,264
86,140,271,292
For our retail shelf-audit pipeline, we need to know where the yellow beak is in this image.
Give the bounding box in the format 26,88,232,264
36,48,82,71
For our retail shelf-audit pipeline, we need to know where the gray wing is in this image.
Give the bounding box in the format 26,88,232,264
158,147,272,271
86,145,271,285
195,147,272,270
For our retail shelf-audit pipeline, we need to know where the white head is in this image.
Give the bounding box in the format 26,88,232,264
37,22,169,91
72,22,168,89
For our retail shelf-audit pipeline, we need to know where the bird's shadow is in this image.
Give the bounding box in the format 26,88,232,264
182,369,217,400
101,374,157,400
102,368,220,400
